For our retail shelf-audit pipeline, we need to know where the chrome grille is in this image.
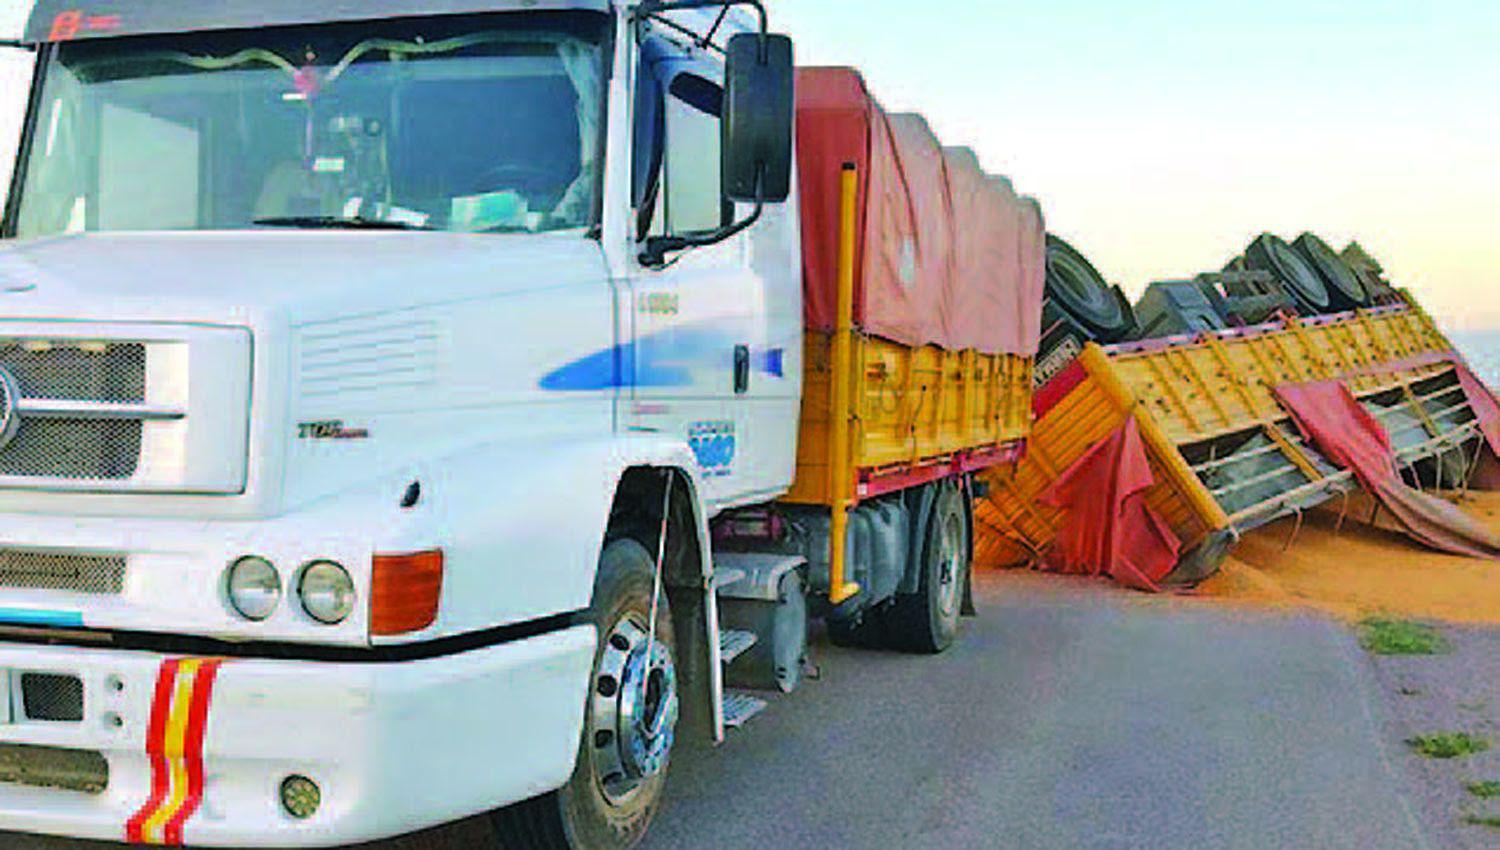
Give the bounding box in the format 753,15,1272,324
0,341,145,403
0,325,250,494
0,419,142,480
0,338,158,484
0,549,126,595
20,673,84,723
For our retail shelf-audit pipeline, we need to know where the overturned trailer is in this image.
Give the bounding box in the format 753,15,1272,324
976,297,1497,584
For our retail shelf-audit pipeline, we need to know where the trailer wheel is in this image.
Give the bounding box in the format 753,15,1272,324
882,482,967,653
1045,235,1136,343
1292,232,1368,310
1244,233,1331,315
492,539,676,850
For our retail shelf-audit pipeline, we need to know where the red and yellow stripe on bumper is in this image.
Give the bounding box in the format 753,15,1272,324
125,658,224,846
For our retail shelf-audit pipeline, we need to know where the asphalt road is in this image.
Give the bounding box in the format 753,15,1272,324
643,573,1431,850
6,572,1433,850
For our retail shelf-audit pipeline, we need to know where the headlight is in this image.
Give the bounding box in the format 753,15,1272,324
225,556,281,621
298,561,356,624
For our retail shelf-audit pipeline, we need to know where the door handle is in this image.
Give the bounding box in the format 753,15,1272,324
734,345,751,395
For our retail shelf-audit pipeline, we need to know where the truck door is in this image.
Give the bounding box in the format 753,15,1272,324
626,45,770,507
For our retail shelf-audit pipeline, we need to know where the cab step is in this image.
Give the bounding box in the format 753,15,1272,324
713,566,747,589
719,629,758,667
721,690,769,729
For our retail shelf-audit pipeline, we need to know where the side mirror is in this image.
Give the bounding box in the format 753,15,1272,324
722,32,794,204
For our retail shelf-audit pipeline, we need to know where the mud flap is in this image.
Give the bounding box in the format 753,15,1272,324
666,584,718,746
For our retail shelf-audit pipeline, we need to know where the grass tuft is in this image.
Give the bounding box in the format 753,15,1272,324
1468,781,1500,799
1405,732,1491,759
1359,618,1451,655
1464,814,1500,829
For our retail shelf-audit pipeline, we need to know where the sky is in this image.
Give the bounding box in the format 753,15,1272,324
2,1,1498,329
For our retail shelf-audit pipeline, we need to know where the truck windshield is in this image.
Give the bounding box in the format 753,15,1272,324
10,12,608,237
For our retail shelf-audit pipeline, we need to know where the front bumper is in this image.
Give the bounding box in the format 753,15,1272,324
0,626,595,847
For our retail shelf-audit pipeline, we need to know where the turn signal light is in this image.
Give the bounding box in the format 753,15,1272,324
370,550,444,636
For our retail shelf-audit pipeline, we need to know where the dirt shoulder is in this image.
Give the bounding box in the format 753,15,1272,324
1363,624,1500,849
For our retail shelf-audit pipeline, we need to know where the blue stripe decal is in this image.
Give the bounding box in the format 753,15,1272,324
540,323,787,392
0,608,85,628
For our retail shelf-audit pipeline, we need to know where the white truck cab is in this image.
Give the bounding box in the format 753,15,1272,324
0,1,807,847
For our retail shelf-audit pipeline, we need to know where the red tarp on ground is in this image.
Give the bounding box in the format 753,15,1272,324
1275,381,1500,560
794,67,1046,356
1037,418,1183,591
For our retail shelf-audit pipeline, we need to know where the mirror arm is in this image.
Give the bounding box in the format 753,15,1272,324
640,201,763,268
0,40,35,50
635,0,769,47
701,7,732,49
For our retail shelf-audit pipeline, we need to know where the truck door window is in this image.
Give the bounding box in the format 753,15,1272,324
661,73,726,237
632,54,666,241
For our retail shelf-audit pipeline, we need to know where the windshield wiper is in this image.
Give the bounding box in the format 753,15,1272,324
253,216,435,231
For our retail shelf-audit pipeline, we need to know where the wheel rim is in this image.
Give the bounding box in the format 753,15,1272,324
936,511,964,620
590,616,678,807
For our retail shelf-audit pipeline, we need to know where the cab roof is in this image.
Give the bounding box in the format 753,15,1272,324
23,0,611,44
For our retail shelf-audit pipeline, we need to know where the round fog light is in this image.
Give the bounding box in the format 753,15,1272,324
225,556,281,621
298,561,356,624
280,775,321,820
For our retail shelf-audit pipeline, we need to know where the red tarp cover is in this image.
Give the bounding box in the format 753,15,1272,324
1454,361,1500,457
1274,381,1500,560
795,67,1046,356
1037,418,1182,591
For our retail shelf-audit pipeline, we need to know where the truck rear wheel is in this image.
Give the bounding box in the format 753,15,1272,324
882,482,967,653
492,538,677,850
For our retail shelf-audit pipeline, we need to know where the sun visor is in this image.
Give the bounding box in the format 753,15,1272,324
24,0,608,43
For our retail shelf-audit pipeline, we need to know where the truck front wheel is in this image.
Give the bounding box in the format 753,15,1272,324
493,538,677,850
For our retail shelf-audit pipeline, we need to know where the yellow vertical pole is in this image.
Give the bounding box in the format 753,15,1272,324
828,163,862,605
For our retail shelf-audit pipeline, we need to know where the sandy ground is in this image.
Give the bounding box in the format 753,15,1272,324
1198,491,1500,625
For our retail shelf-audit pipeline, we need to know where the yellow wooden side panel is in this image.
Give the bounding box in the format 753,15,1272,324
974,372,1216,568
1108,307,1458,446
786,331,1034,506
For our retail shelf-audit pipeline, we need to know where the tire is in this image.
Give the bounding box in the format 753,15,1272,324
1045,236,1136,343
1292,232,1368,311
492,539,677,850
882,482,968,654
1243,233,1331,316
